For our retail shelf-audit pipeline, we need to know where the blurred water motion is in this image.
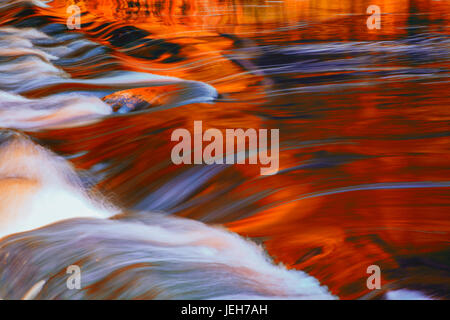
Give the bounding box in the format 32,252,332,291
0,0,449,299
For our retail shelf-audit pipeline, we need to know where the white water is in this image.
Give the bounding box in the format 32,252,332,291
386,289,433,300
0,90,113,129
0,131,335,299
0,26,218,130
0,131,119,239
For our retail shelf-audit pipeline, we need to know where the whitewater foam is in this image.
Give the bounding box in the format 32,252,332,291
0,131,119,239
0,90,113,130
0,132,335,299
0,26,217,129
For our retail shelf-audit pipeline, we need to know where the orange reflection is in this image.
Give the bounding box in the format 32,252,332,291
11,0,450,299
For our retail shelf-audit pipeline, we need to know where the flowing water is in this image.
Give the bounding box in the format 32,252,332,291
0,0,449,299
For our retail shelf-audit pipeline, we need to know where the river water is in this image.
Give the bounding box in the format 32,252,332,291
0,0,449,299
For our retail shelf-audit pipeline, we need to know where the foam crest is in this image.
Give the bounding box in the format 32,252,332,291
0,132,118,239
0,213,335,299
0,90,112,130
0,133,334,299
0,25,218,127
